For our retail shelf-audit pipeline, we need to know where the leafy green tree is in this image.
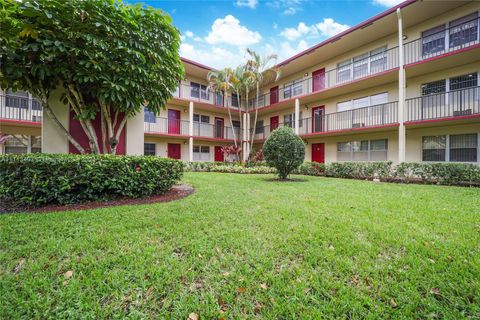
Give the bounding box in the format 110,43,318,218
0,0,184,154
245,49,280,158
207,68,239,148
263,126,305,180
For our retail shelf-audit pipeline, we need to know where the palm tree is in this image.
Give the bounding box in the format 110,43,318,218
245,49,281,159
207,68,238,148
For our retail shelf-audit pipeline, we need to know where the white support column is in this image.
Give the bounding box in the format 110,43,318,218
397,8,406,163
294,98,300,135
188,101,194,162
242,112,248,161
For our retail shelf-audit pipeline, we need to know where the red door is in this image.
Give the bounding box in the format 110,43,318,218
270,116,279,131
270,86,279,105
312,106,325,133
168,109,181,134
312,143,325,163
312,68,325,92
167,143,181,159
214,146,224,162
215,117,224,138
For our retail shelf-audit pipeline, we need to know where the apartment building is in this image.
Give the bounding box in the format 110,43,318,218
1,0,479,164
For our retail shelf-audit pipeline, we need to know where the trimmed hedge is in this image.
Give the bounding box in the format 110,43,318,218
0,154,183,206
185,161,480,186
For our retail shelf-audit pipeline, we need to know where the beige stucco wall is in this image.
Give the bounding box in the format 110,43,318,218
125,108,144,155
42,89,69,154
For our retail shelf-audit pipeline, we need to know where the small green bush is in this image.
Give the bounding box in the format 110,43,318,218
324,161,393,179
0,154,183,206
395,162,480,185
295,162,326,176
263,126,306,179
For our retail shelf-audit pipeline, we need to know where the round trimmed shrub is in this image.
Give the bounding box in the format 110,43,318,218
262,126,305,179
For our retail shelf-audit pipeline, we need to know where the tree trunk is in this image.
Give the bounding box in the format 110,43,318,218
42,103,86,154
249,83,260,159
225,94,237,148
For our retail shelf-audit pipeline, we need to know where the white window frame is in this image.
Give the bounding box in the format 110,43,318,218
422,133,479,163
336,139,389,162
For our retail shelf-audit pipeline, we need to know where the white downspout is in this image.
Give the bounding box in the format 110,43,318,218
397,8,406,163
294,98,300,135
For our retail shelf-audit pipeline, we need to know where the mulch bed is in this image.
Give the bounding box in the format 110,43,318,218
0,184,195,214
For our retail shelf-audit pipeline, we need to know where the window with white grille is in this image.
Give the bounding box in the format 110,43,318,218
337,139,388,161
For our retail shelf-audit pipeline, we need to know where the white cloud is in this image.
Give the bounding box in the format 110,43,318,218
280,22,315,41
267,0,304,15
283,7,297,15
316,18,349,37
264,39,309,61
180,43,246,69
185,30,194,38
205,15,262,46
235,0,258,9
372,0,403,7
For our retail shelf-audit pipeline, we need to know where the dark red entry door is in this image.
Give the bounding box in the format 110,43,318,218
168,109,181,134
312,143,325,163
270,116,279,131
167,143,181,159
215,117,224,138
312,68,325,92
214,146,224,162
270,86,279,105
312,106,325,133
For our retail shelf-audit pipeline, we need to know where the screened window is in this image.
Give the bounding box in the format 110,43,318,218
190,82,209,100
144,108,156,123
449,12,478,48
370,139,388,161
422,136,446,161
353,53,369,79
5,91,29,109
337,100,353,112
337,139,388,161
193,114,210,123
450,73,478,90
449,134,477,162
255,120,264,134
283,79,303,99
231,93,240,107
352,140,369,161
144,143,156,156
284,113,294,127
422,25,446,56
337,60,352,83
370,47,387,74
337,142,351,161
193,145,210,161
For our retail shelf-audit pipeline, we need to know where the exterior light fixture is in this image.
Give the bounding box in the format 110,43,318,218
402,35,408,40
304,73,309,77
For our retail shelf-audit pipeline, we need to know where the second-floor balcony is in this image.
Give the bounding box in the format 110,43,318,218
0,93,43,123
171,83,241,109
406,85,480,122
405,15,479,65
248,46,399,110
251,102,398,140
144,117,240,140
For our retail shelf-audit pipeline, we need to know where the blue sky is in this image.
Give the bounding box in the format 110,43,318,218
139,0,403,68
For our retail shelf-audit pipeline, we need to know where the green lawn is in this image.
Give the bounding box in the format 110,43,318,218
1,173,479,319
